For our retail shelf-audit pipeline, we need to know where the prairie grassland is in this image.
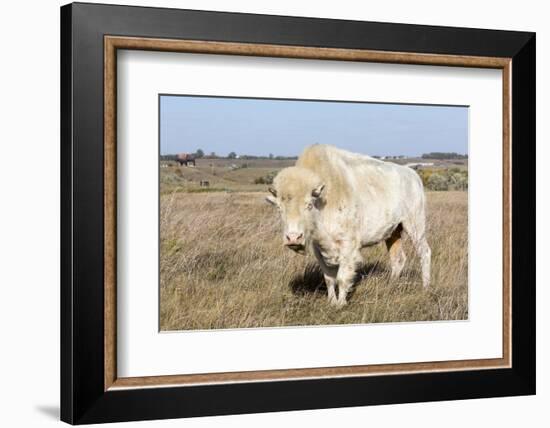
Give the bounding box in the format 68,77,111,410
160,190,468,331
160,159,294,194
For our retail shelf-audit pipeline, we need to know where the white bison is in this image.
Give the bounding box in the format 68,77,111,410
266,144,431,306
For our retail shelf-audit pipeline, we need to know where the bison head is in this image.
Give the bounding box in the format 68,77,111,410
266,167,325,255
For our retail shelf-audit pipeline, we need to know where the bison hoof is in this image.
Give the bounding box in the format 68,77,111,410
329,298,347,308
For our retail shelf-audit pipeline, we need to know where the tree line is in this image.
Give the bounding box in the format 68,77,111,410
160,149,297,161
160,149,467,162
421,152,468,160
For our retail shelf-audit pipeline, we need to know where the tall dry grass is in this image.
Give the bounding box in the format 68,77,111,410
160,191,468,331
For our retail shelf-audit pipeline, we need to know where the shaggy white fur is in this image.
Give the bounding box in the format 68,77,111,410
267,144,431,306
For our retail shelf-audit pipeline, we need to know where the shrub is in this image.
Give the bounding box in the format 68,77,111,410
417,168,468,191
450,173,468,191
254,171,276,185
427,173,449,191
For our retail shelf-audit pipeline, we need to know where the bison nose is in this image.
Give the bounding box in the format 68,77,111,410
285,232,304,245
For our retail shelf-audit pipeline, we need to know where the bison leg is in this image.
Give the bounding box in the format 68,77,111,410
385,224,407,279
402,219,431,288
323,274,337,305
415,237,431,288
334,251,362,306
335,264,355,306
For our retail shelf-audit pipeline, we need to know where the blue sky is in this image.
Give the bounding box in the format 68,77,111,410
160,95,468,157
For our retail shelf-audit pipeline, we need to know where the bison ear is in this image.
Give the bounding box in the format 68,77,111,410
268,187,277,197
311,184,325,198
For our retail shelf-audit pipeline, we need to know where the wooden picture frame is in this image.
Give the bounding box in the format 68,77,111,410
61,2,535,424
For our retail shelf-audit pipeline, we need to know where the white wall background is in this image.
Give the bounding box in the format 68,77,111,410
0,0,545,427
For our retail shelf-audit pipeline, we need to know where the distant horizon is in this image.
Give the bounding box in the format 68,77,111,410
160,151,468,159
160,95,469,157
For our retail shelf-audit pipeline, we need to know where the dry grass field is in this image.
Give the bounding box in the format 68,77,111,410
160,158,295,194
159,162,468,331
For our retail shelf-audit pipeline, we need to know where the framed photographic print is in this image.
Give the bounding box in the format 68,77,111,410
60,2,536,424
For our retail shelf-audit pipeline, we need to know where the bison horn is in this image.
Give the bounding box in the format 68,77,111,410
311,184,325,198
